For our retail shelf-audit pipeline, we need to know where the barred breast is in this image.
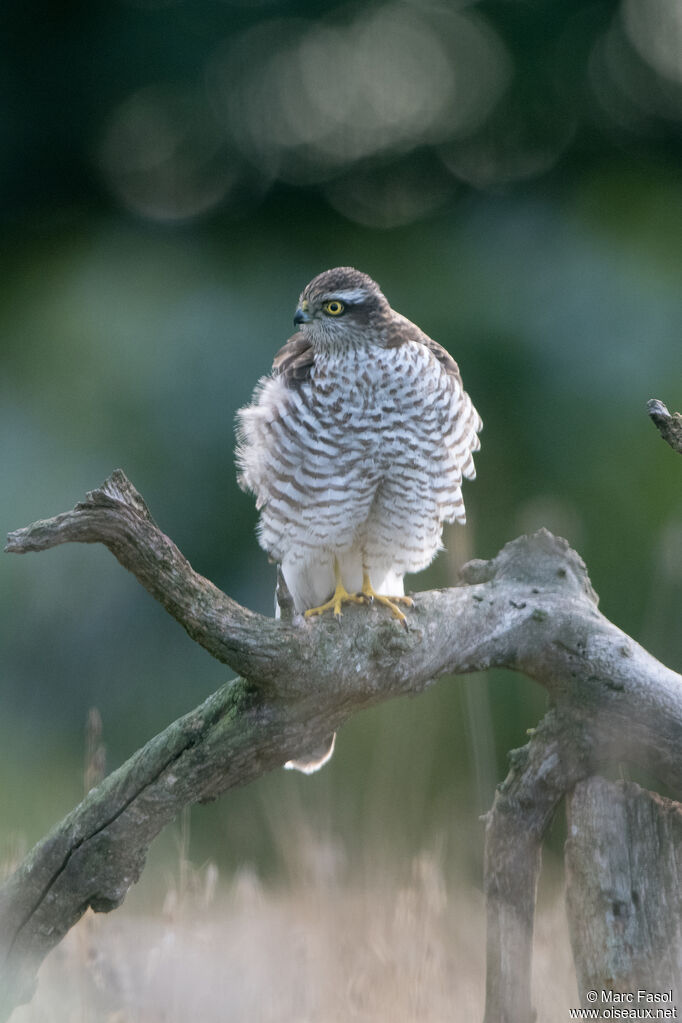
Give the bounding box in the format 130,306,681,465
236,336,481,613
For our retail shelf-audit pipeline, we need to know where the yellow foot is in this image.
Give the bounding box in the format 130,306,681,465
304,583,365,620
361,574,414,625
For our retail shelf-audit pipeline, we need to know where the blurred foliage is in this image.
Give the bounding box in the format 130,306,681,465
2,0,682,891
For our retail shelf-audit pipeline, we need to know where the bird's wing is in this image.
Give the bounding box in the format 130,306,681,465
387,313,464,382
387,313,483,485
272,332,314,384
421,335,464,382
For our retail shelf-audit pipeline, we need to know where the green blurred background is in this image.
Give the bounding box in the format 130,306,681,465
1,0,681,898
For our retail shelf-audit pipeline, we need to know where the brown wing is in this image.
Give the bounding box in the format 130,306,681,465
387,312,482,471
272,332,314,385
420,335,463,382
387,313,463,383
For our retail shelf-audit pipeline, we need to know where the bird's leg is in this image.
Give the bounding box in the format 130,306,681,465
304,557,365,620
360,569,414,624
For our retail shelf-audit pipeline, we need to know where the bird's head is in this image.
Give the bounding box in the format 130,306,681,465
293,267,391,346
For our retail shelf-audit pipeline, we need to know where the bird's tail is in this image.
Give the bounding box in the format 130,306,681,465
284,733,336,774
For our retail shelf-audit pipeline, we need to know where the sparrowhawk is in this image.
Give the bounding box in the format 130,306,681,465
236,267,482,770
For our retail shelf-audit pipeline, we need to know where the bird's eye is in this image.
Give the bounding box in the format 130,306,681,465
323,300,345,316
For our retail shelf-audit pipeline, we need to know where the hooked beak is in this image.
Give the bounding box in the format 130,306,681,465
293,303,312,326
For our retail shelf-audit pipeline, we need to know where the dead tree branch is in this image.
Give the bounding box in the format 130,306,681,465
483,708,589,1023
565,776,682,1003
648,398,682,456
2,470,682,1022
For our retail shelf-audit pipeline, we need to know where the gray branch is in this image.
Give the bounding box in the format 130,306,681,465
483,708,588,1023
648,398,682,455
2,471,682,1021
566,776,682,1002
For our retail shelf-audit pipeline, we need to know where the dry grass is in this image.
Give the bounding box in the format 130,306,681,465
7,712,579,1021
10,846,577,1023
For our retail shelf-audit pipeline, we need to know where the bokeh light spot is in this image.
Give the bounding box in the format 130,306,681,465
623,0,682,86
206,2,511,192
98,84,254,222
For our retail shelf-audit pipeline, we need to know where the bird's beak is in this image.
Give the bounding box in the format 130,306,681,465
294,302,312,326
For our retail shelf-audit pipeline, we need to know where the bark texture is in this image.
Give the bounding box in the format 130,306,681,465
483,709,589,1023
565,777,682,1007
648,398,682,456
2,471,682,1021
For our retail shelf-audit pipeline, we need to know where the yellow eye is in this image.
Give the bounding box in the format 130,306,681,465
323,300,345,316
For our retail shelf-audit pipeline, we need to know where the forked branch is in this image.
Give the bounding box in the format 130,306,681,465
2,471,681,1022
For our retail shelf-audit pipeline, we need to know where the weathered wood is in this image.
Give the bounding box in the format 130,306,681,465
483,709,593,1023
565,777,682,1007
2,471,682,1021
648,398,682,456
484,717,559,1022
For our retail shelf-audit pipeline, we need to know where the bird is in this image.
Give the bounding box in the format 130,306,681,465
236,267,482,772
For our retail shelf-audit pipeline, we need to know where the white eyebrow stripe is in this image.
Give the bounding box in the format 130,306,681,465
323,288,370,303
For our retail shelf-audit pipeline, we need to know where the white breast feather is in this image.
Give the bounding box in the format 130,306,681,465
236,340,481,612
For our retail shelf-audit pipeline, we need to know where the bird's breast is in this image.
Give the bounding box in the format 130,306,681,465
309,342,447,432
